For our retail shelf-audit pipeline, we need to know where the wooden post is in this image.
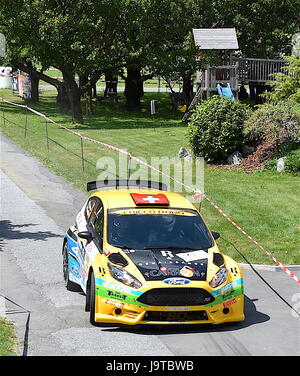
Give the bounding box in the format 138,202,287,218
2,98,5,126
80,137,85,171
45,119,49,151
24,107,28,137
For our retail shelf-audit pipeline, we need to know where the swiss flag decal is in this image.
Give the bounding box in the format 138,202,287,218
130,193,169,206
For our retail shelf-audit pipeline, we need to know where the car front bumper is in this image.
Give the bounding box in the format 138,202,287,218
94,293,245,325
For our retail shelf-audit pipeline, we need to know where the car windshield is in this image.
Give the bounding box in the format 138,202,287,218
107,208,213,250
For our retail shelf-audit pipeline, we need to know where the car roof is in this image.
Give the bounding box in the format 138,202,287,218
90,189,196,210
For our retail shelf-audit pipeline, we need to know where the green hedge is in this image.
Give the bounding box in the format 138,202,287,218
187,96,251,163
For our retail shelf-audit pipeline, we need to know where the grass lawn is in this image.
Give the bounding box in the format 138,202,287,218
0,317,17,356
0,88,299,266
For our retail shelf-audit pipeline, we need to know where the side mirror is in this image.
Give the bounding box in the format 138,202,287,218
78,231,93,241
212,231,220,240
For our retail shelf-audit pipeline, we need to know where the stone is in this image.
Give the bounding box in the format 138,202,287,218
178,147,188,158
276,157,286,172
241,144,255,157
227,151,243,165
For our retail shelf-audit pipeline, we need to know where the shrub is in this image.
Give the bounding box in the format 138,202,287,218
243,102,300,148
264,56,300,105
264,148,300,175
187,96,251,163
285,149,300,174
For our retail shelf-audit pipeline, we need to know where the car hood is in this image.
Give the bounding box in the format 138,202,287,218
123,248,209,281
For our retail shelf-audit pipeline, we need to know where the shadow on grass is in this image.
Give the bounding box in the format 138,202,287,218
1,92,184,130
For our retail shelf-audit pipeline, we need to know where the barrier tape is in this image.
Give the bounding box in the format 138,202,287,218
1,98,299,284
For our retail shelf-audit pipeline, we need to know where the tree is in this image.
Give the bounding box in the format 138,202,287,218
114,0,159,109
265,56,300,104
145,1,229,101
231,0,300,58
0,0,123,123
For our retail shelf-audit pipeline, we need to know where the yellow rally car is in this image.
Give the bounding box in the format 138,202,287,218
62,180,244,326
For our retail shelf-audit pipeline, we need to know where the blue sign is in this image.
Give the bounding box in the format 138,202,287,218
163,277,191,285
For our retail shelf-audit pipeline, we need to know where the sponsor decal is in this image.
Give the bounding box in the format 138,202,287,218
211,278,243,297
160,266,168,275
223,298,236,307
95,278,142,296
107,290,127,301
145,267,204,279
111,208,196,216
105,299,125,308
164,307,190,311
160,250,174,259
163,277,191,285
122,249,136,253
206,278,243,307
125,247,208,281
179,266,194,278
98,267,106,276
103,249,111,257
71,266,80,277
70,245,79,255
177,250,209,262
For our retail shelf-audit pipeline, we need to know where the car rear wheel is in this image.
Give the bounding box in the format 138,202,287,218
62,242,81,292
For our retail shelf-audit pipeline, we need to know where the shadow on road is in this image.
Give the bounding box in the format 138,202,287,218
0,220,63,248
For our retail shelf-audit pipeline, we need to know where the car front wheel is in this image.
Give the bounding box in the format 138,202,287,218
88,271,97,326
62,242,81,292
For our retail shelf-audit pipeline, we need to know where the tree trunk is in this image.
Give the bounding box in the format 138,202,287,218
124,65,144,109
13,60,70,109
85,86,93,116
79,74,93,116
62,70,83,124
29,74,39,103
182,73,194,106
56,83,70,110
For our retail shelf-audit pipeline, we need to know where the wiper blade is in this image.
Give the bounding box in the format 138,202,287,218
143,246,199,250
113,245,134,250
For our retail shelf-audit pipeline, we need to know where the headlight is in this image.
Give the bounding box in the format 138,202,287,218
209,267,228,288
108,263,142,289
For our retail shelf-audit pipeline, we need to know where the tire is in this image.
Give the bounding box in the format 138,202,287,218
62,242,82,292
89,271,97,326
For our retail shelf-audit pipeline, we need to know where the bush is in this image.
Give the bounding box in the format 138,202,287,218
264,56,300,105
243,102,300,147
264,147,300,175
187,96,251,163
285,149,300,173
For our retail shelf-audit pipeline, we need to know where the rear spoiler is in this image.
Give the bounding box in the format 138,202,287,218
87,179,168,192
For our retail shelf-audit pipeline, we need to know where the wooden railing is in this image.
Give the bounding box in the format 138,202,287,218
233,57,287,83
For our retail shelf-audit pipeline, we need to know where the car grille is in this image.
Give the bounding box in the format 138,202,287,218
136,288,214,306
143,310,208,322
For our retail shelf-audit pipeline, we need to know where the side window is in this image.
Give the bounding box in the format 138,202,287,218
85,197,98,220
87,198,104,247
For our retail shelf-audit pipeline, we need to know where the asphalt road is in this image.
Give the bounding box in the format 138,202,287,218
0,134,299,356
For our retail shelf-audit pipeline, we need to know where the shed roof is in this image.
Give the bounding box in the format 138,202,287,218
193,28,239,50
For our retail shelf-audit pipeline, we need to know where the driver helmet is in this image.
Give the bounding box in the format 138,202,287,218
161,215,176,232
